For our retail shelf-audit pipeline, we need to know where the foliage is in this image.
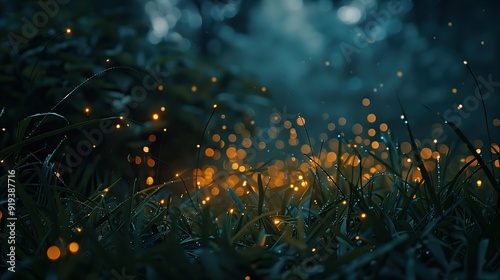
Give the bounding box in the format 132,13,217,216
1,2,500,279
0,1,269,184
1,90,499,279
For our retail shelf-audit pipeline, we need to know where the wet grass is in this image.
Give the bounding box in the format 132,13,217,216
1,99,499,280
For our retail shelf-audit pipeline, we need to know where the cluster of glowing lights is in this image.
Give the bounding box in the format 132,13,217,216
106,73,500,198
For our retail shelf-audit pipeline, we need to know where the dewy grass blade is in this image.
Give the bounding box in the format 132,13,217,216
1,117,120,159
230,210,279,244
445,120,498,193
27,29,71,97
304,154,344,197
464,61,495,176
445,120,500,218
227,186,245,213
257,173,265,217
177,174,199,214
26,66,139,139
398,96,440,213
194,104,217,205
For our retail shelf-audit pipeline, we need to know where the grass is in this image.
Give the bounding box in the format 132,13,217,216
1,51,500,280
1,104,499,280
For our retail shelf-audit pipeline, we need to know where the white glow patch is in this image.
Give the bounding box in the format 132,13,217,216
152,17,169,37
337,5,362,25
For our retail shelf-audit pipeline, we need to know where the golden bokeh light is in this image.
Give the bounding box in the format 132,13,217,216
367,113,376,123
301,144,311,154
242,138,252,148
234,187,244,196
69,242,79,254
211,187,220,196
296,116,306,126
47,246,61,261
339,117,347,126
205,148,215,157
420,148,432,160
352,123,363,135
228,134,237,142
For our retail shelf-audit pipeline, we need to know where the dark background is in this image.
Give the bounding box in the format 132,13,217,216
1,0,499,183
